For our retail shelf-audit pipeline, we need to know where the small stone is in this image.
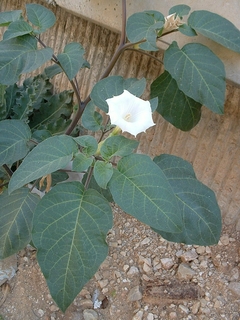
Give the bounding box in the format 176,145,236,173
143,262,152,274
192,301,200,314
132,310,143,320
37,309,45,317
196,246,206,254
179,304,189,314
220,234,230,246
79,299,94,309
177,263,195,280
181,250,198,262
127,266,139,276
146,313,154,320
141,237,150,245
127,286,142,301
98,279,108,288
228,282,240,296
83,309,98,320
49,305,59,312
123,265,130,272
160,258,174,270
169,311,177,319
230,267,239,281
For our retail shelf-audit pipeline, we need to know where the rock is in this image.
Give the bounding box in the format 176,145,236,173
0,254,18,286
179,304,189,314
192,301,200,314
143,262,152,274
141,237,150,245
98,279,108,288
160,258,174,270
132,310,143,320
49,304,59,312
127,266,139,276
146,313,154,320
180,250,198,262
127,286,142,301
169,312,177,319
228,282,240,296
83,309,98,320
80,299,94,309
177,263,195,280
219,234,230,246
123,264,130,272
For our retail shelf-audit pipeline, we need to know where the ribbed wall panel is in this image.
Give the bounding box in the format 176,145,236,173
1,0,240,230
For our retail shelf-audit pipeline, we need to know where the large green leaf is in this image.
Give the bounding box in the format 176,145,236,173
26,3,56,34
188,10,240,53
32,182,113,311
108,154,182,233
100,136,139,160
151,71,202,131
57,42,89,80
0,119,31,166
72,152,93,173
8,135,78,193
164,41,226,114
126,11,164,51
90,76,146,112
169,5,191,17
0,10,22,27
81,101,103,132
153,154,221,245
74,135,98,156
0,35,53,85
0,188,40,259
94,161,113,189
3,20,33,40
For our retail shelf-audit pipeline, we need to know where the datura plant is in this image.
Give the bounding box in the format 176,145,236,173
0,1,240,312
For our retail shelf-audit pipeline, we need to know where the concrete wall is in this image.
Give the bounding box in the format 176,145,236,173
1,0,240,230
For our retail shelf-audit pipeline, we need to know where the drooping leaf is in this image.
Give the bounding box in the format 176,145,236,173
3,20,33,40
30,90,74,130
100,136,139,160
94,161,113,189
153,154,222,245
72,152,93,173
74,135,98,156
0,35,53,85
81,101,103,131
108,154,182,233
151,71,202,131
8,135,78,193
0,10,22,27
90,76,146,112
0,119,31,166
169,5,191,18
26,3,56,34
44,64,63,78
0,188,40,259
126,11,164,51
188,10,240,53
164,41,226,114
32,181,113,311
57,42,89,80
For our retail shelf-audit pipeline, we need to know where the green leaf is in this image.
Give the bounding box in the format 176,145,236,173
0,84,8,120
32,182,113,311
26,3,56,34
8,135,78,193
30,90,74,130
126,11,164,51
100,136,139,160
164,41,226,114
153,154,222,245
31,129,52,143
151,71,202,131
90,76,146,112
3,20,33,40
178,24,197,37
0,188,39,259
188,10,240,53
74,135,98,156
44,64,63,78
0,119,31,166
81,101,103,131
169,5,191,18
57,42,89,80
82,172,113,202
0,35,53,85
94,161,113,189
108,154,182,233
5,84,19,114
72,152,93,172
0,10,22,27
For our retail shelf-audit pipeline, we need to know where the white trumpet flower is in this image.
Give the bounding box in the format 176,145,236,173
163,13,183,34
106,90,155,137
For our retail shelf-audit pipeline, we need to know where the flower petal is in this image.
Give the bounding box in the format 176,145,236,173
106,90,155,137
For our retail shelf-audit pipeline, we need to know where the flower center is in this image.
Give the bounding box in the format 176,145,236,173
124,113,132,122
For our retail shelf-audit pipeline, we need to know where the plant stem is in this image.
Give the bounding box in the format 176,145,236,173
125,48,163,64
2,164,13,177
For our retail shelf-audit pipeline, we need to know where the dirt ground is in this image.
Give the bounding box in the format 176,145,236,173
0,205,240,320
